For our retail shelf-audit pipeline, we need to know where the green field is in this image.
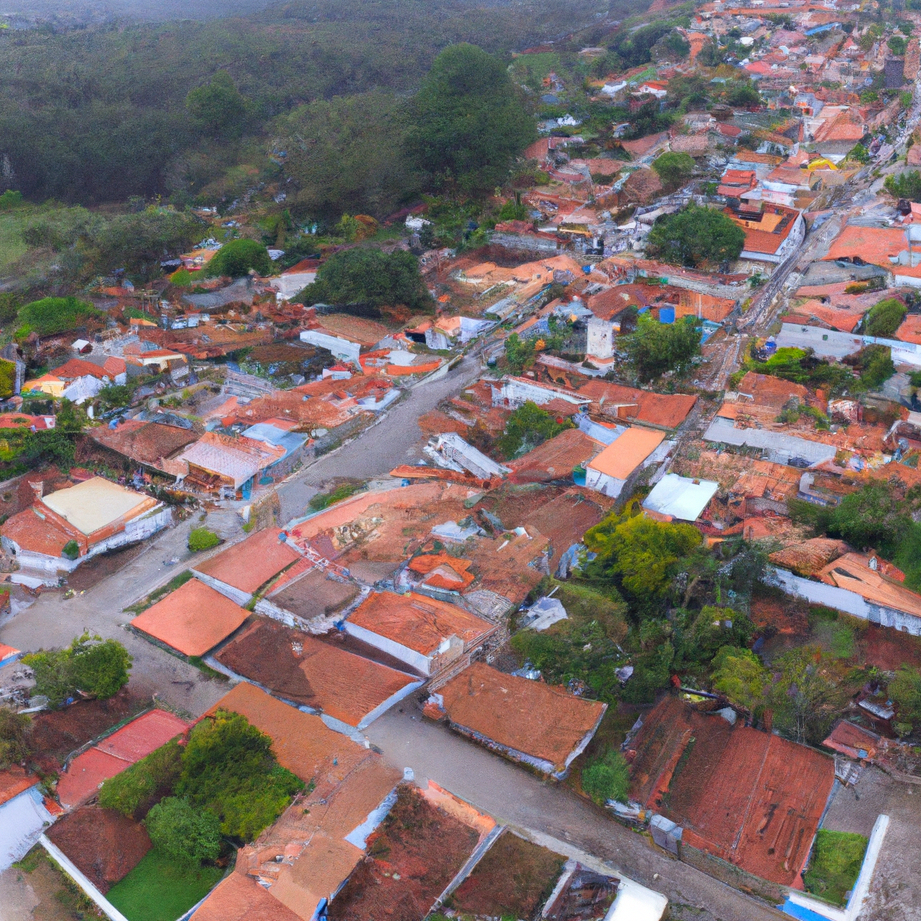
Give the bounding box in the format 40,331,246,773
0,209,30,274
106,850,224,921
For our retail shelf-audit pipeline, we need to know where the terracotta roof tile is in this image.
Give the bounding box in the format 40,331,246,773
195,528,301,596
437,663,606,773
191,873,304,921
131,578,250,657
586,427,665,480
578,380,696,428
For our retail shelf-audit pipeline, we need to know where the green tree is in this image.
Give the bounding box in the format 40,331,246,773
646,204,745,268
582,749,630,805
711,647,769,713
889,35,908,55
583,511,702,602
503,333,536,375
651,152,695,190
23,634,132,706
770,646,843,745
176,710,303,841
885,170,921,201
864,298,907,337
99,740,183,819
98,384,133,410
206,239,271,278
496,401,573,459
146,797,222,865
0,707,32,769
889,667,921,735
299,247,432,314
277,91,418,219
848,144,871,164
624,313,701,382
407,43,535,193
186,71,247,138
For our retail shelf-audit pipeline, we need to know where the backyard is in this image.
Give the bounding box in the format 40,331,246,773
803,829,868,906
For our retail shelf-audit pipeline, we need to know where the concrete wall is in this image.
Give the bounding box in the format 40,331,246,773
343,621,431,675
299,330,361,364
40,835,130,921
584,467,626,498
191,569,252,606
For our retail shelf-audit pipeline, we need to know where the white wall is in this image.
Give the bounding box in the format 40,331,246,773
343,621,431,675
584,467,626,498
299,330,361,364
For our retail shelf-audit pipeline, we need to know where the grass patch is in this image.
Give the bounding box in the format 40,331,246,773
106,850,223,921
308,481,362,511
125,570,194,614
804,830,867,906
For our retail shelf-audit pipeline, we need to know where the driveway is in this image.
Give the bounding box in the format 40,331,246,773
366,706,783,921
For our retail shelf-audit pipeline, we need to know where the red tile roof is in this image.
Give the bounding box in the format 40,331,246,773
131,578,250,657
0,765,38,806
192,873,304,921
577,380,696,428
194,528,301,595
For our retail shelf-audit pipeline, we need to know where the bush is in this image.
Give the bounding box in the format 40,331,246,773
17,297,103,337
864,298,906,337
187,528,220,552
308,482,361,511
581,749,630,804
496,401,573,459
0,707,32,769
205,239,271,278
62,540,80,561
99,740,183,819
23,633,132,706
145,797,222,865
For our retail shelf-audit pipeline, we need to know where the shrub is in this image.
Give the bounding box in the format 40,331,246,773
187,528,220,552
0,707,32,769
17,297,103,337
62,540,80,561
581,749,630,805
205,239,271,278
99,740,183,819
864,298,907,338
145,797,222,866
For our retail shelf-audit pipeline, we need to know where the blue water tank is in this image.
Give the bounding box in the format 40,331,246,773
659,306,676,324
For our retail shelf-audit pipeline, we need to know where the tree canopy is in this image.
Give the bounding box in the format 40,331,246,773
646,204,745,268
496,401,573,459
885,170,921,201
146,797,223,865
890,667,921,736
186,71,248,138
206,239,272,277
864,297,907,337
17,297,103,337
624,313,701,382
651,151,694,190
406,43,535,193
23,634,132,707
299,247,432,314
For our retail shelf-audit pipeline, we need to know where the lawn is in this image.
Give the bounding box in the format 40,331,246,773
105,850,224,921
803,829,868,906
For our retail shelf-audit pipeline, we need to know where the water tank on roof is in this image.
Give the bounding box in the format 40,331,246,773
659,306,676,324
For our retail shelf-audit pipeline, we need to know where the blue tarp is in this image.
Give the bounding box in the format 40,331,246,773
779,897,833,921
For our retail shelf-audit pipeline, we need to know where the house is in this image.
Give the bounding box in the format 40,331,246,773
724,203,806,266
584,427,668,498
0,767,56,870
429,662,607,777
23,357,127,405
635,80,668,98
176,431,287,498
430,433,510,481
343,591,498,678
0,477,172,580
130,577,251,658
192,527,301,605
491,377,590,413
642,473,718,522
88,417,199,478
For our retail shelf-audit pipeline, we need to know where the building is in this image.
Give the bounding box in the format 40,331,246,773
584,427,667,498
0,767,56,870
176,431,286,498
1,477,172,580
430,662,607,777
344,591,498,678
491,377,590,413
23,357,127,405
725,203,806,267
430,433,510,481
642,473,719,522
586,317,617,361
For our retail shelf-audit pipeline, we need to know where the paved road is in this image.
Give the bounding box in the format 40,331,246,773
276,355,483,521
367,707,783,921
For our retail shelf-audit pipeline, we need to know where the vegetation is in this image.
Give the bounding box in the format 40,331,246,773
24,634,132,706
0,707,32,769
885,170,921,201
106,849,224,921
581,748,630,805
651,151,695,190
624,314,701,382
187,528,220,552
205,239,271,277
804,830,867,906
99,740,184,819
145,797,222,866
406,44,535,194
175,710,303,841
496,401,574,459
299,247,432,314
16,296,102,338
646,205,745,269
712,647,769,715
890,666,921,736
864,298,907,337
308,481,363,512
62,540,80,561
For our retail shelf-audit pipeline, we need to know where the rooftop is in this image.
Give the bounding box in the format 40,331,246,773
214,618,419,727
190,873,304,921
507,429,602,483
194,528,301,596
586,427,666,480
347,591,495,656
819,552,921,618
642,473,718,522
577,380,696,429
41,477,156,536
131,578,251,657
437,662,607,773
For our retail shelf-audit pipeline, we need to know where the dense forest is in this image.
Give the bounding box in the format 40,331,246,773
0,0,644,207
